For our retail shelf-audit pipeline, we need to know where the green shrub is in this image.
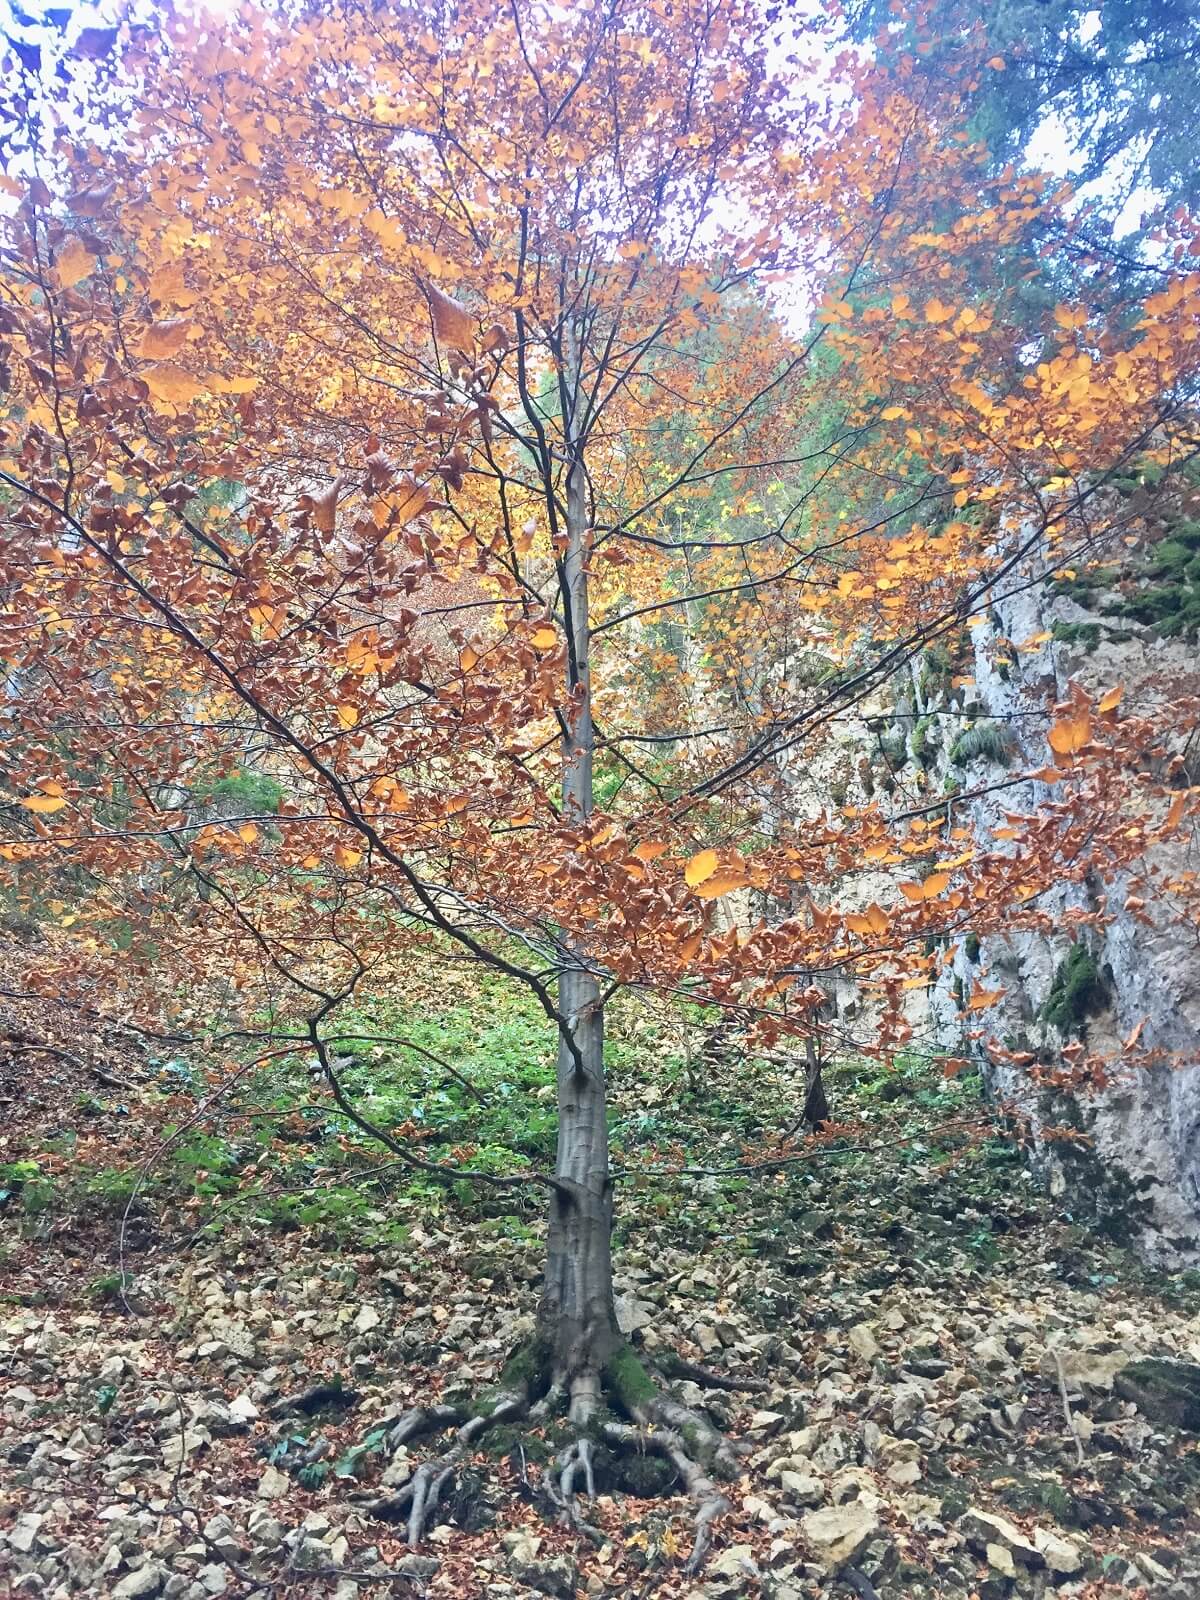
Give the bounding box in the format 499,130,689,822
83,1167,140,1215
0,1160,55,1215
195,769,284,815
949,721,1013,767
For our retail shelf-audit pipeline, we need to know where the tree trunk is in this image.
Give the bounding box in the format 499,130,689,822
537,356,622,1421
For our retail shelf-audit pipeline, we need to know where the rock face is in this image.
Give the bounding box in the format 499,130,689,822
791,480,1200,1259
918,531,1200,1260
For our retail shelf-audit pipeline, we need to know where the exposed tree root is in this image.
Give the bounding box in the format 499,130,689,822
657,1351,769,1393
361,1339,743,1571
602,1417,729,1572
369,1389,527,1542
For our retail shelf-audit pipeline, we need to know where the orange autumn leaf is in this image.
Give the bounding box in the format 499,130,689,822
1048,712,1091,757
968,985,1004,1010
56,236,95,289
633,840,669,861
138,319,193,359
899,872,951,902
684,849,720,888
143,362,205,405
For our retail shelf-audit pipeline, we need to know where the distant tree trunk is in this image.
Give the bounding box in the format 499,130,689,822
802,1034,829,1130
536,348,622,1420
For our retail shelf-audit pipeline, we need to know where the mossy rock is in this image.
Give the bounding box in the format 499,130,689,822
1115,1359,1200,1433
1039,944,1108,1039
940,1488,969,1523
616,1452,679,1497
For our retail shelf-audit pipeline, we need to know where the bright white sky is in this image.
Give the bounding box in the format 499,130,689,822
0,0,1154,240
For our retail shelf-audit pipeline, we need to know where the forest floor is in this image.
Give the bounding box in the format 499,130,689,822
3,967,1200,1600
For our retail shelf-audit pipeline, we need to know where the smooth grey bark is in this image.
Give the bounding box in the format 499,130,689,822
536,349,622,1418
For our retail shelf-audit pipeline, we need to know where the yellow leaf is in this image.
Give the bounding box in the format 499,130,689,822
426,280,474,349
530,626,558,649
684,848,720,888
56,237,94,289
899,871,950,903
1097,684,1123,714
693,870,750,900
237,822,258,844
389,478,432,525
22,794,67,814
301,853,321,869
337,704,359,729
986,55,1005,70
924,298,954,324
460,647,479,672
138,318,192,358
143,362,204,405
880,405,906,421
334,843,363,869
209,374,259,394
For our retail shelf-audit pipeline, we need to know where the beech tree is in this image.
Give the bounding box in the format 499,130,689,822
2,0,1199,1560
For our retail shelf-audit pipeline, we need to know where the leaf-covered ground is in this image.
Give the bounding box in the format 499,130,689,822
4,968,1200,1599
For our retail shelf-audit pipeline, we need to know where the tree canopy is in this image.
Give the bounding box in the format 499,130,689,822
2,0,1200,1571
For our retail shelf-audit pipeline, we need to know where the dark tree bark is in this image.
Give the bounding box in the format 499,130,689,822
536,345,622,1420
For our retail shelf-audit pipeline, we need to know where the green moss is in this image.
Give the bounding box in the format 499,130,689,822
918,643,954,701
481,1423,552,1462
1039,944,1109,1039
498,1334,550,1395
949,721,1013,767
604,1343,658,1416
940,1488,969,1522
910,715,937,767
1050,620,1101,651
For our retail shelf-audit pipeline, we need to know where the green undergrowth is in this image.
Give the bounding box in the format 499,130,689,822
13,974,1198,1338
